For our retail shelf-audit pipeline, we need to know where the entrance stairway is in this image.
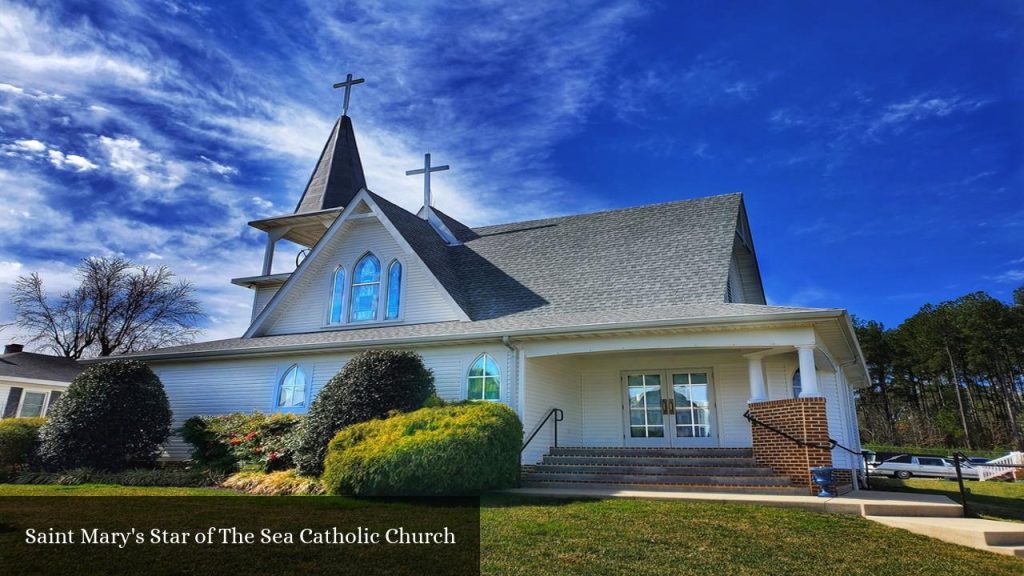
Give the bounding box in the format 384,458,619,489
521,447,802,494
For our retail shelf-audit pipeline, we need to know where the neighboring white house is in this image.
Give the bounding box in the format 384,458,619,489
0,344,81,419
107,104,871,493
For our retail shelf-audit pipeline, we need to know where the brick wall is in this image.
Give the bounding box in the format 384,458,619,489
748,398,832,495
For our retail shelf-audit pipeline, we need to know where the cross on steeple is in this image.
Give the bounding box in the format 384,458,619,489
332,73,365,116
406,153,449,215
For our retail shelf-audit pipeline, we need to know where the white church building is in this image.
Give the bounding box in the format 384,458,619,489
119,82,869,494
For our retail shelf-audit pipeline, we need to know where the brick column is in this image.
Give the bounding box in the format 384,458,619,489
748,398,831,495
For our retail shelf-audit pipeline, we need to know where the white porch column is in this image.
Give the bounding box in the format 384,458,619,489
261,235,277,276
747,357,767,403
797,345,821,397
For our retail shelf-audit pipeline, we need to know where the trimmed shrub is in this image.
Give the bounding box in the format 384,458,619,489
37,360,172,471
0,417,47,478
295,350,435,476
13,467,220,487
321,402,522,496
180,412,303,473
221,470,324,495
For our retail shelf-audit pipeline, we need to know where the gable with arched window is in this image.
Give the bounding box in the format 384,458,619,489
349,253,381,322
467,353,501,401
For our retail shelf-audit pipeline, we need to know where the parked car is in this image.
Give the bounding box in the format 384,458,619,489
868,454,979,480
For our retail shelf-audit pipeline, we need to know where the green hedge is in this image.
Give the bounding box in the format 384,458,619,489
322,402,522,496
0,417,47,478
295,350,436,476
179,412,303,473
37,361,172,471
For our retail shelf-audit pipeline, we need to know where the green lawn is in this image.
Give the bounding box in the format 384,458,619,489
870,477,1024,522
1,484,1021,575
0,483,234,496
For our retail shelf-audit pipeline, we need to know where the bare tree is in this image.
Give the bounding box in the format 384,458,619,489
11,257,206,359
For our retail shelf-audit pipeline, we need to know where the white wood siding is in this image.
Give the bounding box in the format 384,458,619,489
149,343,509,460
263,217,460,335
523,356,582,464
252,286,280,321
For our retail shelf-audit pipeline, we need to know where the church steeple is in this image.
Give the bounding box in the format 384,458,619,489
293,113,367,214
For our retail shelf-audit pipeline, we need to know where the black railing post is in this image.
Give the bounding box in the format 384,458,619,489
953,452,969,518
522,407,564,453
861,450,871,490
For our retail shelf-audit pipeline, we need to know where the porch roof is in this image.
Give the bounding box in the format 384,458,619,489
101,302,843,362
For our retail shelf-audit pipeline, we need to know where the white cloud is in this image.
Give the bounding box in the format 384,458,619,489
989,269,1024,284
14,139,46,152
0,82,24,94
199,155,237,177
869,94,989,135
98,135,186,190
47,149,98,172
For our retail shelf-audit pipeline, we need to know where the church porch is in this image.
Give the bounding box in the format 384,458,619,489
515,333,865,494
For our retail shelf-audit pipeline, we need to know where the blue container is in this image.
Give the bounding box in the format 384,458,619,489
810,466,835,497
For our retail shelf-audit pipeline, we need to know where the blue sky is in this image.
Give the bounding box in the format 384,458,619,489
0,0,1021,346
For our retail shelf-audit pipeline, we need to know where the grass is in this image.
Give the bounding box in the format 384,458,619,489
870,477,1024,522
0,483,233,496
4,485,1020,575
864,444,1010,459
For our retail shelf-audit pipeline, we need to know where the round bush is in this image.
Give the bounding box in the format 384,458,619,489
0,417,47,477
321,402,523,496
295,350,435,476
37,360,172,471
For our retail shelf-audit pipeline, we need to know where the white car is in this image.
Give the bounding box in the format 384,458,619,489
868,454,979,480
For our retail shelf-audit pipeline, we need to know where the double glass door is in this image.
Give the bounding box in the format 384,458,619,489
623,370,714,447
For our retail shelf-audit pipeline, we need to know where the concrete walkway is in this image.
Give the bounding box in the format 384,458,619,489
869,516,1024,559
502,487,964,517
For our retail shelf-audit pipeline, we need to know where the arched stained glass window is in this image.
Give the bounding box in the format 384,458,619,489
467,353,501,401
792,369,802,398
277,365,307,408
349,253,381,322
329,266,346,324
385,260,402,320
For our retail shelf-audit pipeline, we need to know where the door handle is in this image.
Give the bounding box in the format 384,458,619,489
668,399,675,413
660,399,668,414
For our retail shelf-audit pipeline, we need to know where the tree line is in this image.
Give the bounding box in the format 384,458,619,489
856,286,1024,451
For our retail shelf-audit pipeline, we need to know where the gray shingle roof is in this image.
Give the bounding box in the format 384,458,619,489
294,115,366,214
373,192,744,321
0,351,82,382
114,303,840,360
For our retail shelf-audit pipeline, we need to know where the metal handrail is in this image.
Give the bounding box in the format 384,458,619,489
521,408,564,453
951,452,1024,518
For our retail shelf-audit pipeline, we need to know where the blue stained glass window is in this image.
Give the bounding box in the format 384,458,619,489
277,365,307,408
349,254,380,322
467,353,501,401
329,267,345,324
792,369,802,398
385,260,402,320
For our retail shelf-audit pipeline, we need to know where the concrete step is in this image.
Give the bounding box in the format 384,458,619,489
542,455,759,467
868,516,1024,558
520,480,806,495
532,464,779,476
522,471,791,487
548,447,753,458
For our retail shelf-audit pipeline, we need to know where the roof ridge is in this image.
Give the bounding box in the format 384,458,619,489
470,192,742,232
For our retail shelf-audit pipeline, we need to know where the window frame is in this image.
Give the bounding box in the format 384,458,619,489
466,353,502,402
273,364,311,413
15,388,52,418
384,259,403,321
348,252,382,323
327,265,347,325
